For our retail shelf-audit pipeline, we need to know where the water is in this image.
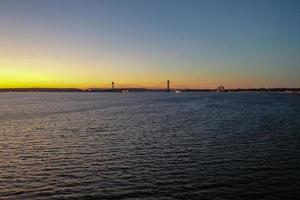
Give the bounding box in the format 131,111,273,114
0,92,299,200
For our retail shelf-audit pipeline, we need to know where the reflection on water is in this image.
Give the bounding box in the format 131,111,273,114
0,92,300,199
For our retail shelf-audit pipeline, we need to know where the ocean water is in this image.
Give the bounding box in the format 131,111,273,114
0,92,299,200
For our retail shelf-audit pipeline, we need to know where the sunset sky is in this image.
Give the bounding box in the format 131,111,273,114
0,0,299,89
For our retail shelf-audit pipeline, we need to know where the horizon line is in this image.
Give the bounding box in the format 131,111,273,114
0,87,299,90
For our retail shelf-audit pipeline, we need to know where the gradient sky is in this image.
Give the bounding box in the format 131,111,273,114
0,0,299,89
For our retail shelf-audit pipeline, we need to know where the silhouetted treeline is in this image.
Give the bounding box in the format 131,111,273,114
223,88,300,93
0,88,83,92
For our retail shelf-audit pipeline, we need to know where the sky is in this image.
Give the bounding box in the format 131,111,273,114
0,0,299,89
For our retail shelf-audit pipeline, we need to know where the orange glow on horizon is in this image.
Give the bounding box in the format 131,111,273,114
0,57,292,89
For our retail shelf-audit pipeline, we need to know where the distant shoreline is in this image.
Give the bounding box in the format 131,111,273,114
0,88,299,93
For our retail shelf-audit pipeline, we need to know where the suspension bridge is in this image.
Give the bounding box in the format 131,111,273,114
85,80,214,93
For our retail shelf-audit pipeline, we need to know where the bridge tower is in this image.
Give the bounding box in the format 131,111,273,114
112,82,115,90
167,80,170,92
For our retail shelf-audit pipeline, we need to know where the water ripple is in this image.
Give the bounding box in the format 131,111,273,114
0,92,300,199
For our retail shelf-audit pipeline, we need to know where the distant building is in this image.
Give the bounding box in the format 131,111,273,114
217,85,225,92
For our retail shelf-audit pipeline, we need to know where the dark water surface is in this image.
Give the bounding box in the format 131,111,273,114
0,92,300,200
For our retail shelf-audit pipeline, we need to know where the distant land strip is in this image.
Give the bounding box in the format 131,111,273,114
0,88,299,93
